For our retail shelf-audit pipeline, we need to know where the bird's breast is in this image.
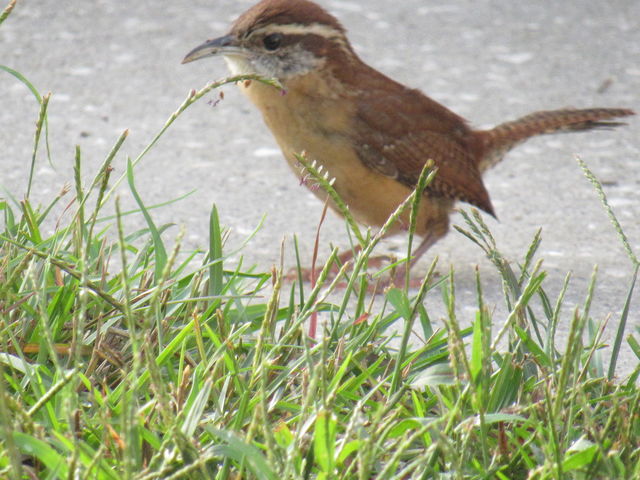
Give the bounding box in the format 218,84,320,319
236,73,442,236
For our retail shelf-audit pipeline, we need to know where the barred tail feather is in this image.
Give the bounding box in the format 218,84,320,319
476,108,634,172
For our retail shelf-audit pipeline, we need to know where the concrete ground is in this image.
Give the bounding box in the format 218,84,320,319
1,1,639,374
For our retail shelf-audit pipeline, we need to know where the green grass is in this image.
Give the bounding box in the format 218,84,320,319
1,3,639,478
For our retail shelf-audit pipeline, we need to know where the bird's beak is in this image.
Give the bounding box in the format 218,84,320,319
182,34,245,64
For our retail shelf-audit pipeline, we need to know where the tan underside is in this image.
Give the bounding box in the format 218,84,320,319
238,75,452,239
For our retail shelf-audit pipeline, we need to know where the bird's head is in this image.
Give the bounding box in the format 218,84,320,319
182,0,355,82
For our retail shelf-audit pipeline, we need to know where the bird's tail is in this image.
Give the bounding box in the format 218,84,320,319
476,108,634,172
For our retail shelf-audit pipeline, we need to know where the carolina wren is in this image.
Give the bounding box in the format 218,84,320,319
183,0,634,270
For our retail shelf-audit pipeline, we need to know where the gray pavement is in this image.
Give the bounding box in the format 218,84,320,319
1,1,639,374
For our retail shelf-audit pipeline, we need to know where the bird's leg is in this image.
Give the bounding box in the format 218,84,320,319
287,231,441,288
285,245,362,284
383,227,447,289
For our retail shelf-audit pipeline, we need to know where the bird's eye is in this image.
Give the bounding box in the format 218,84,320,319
263,33,283,51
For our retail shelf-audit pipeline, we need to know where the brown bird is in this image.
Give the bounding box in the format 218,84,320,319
183,0,634,276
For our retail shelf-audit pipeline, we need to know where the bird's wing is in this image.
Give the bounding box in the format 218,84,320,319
352,87,494,215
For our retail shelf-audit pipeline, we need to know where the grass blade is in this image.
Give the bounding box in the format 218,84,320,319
126,158,167,281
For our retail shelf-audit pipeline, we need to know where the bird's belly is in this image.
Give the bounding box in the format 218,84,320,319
277,129,447,238
239,80,448,237
283,140,415,235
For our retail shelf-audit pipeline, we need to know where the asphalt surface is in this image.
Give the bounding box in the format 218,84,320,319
1,1,639,374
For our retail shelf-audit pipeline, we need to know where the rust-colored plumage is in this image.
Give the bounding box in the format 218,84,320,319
183,0,634,276
231,0,346,36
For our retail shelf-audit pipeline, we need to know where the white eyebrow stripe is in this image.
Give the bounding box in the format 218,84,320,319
252,22,351,52
257,22,343,38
